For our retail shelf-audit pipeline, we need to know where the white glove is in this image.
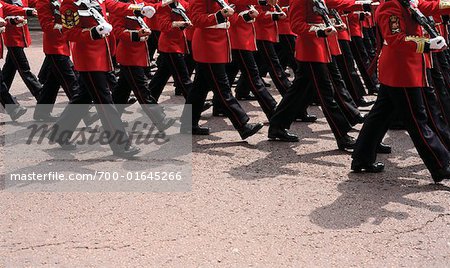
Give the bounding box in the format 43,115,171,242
96,22,113,36
53,23,62,31
162,0,175,6
0,27,5,33
141,6,156,18
430,36,447,50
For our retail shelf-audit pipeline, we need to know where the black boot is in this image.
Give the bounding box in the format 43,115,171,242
337,134,356,151
351,161,385,173
268,127,299,142
238,122,263,140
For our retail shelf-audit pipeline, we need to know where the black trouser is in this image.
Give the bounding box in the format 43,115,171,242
3,46,42,99
147,30,161,62
148,52,192,101
256,40,291,95
350,36,378,93
353,85,450,173
336,40,367,102
421,83,450,150
181,63,249,129
430,54,450,125
0,66,21,114
270,61,352,139
224,49,277,119
328,56,360,126
275,34,297,71
362,27,376,60
113,65,167,127
185,40,196,77
34,54,79,118
52,72,130,152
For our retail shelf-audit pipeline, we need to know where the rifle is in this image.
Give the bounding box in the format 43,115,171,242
51,0,62,23
400,0,440,38
127,15,150,30
75,0,109,31
330,9,344,25
169,2,191,24
312,0,333,27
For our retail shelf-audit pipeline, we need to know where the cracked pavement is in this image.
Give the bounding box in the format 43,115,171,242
1,32,450,267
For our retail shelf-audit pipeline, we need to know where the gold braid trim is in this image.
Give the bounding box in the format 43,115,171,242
440,0,450,9
405,36,429,53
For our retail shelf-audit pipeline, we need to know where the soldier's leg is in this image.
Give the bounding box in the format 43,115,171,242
352,85,393,166
148,53,173,102
328,56,362,126
0,66,26,121
256,40,291,95
392,87,450,179
5,47,42,98
337,40,366,103
202,63,250,130
421,86,450,149
234,49,277,119
120,65,171,131
350,36,378,94
166,53,193,99
79,72,131,152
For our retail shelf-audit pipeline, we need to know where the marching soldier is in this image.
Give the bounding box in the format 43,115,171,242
34,0,80,121
268,0,370,151
352,0,450,183
49,0,156,157
0,0,31,121
2,0,41,99
180,0,263,139
110,0,174,130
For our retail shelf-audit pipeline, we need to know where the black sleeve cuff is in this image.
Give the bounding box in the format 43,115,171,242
272,14,279,21
363,3,371,12
26,9,35,17
90,27,102,40
242,13,252,22
359,13,365,21
215,11,226,24
131,31,140,42
8,18,17,25
317,29,327,38
424,42,431,53
134,10,143,17
258,0,268,5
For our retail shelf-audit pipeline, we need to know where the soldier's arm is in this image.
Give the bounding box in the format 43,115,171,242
378,1,431,53
0,1,27,16
36,1,58,33
290,0,327,37
105,0,144,17
28,0,37,8
190,0,227,28
60,0,92,42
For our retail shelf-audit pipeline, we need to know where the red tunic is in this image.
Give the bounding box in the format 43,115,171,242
277,0,294,35
36,0,70,56
60,0,136,72
0,1,26,58
348,12,363,37
228,4,257,51
254,4,278,42
110,0,153,67
290,0,360,63
190,0,231,63
158,0,189,54
337,13,351,41
375,0,450,87
4,0,36,48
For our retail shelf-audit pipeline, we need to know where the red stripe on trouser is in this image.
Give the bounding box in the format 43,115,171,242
126,66,156,121
421,89,449,148
51,56,73,99
168,53,188,97
10,49,34,92
403,87,443,168
86,72,116,133
309,63,342,138
342,54,361,100
207,64,243,128
238,50,272,112
261,41,288,92
329,70,354,120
